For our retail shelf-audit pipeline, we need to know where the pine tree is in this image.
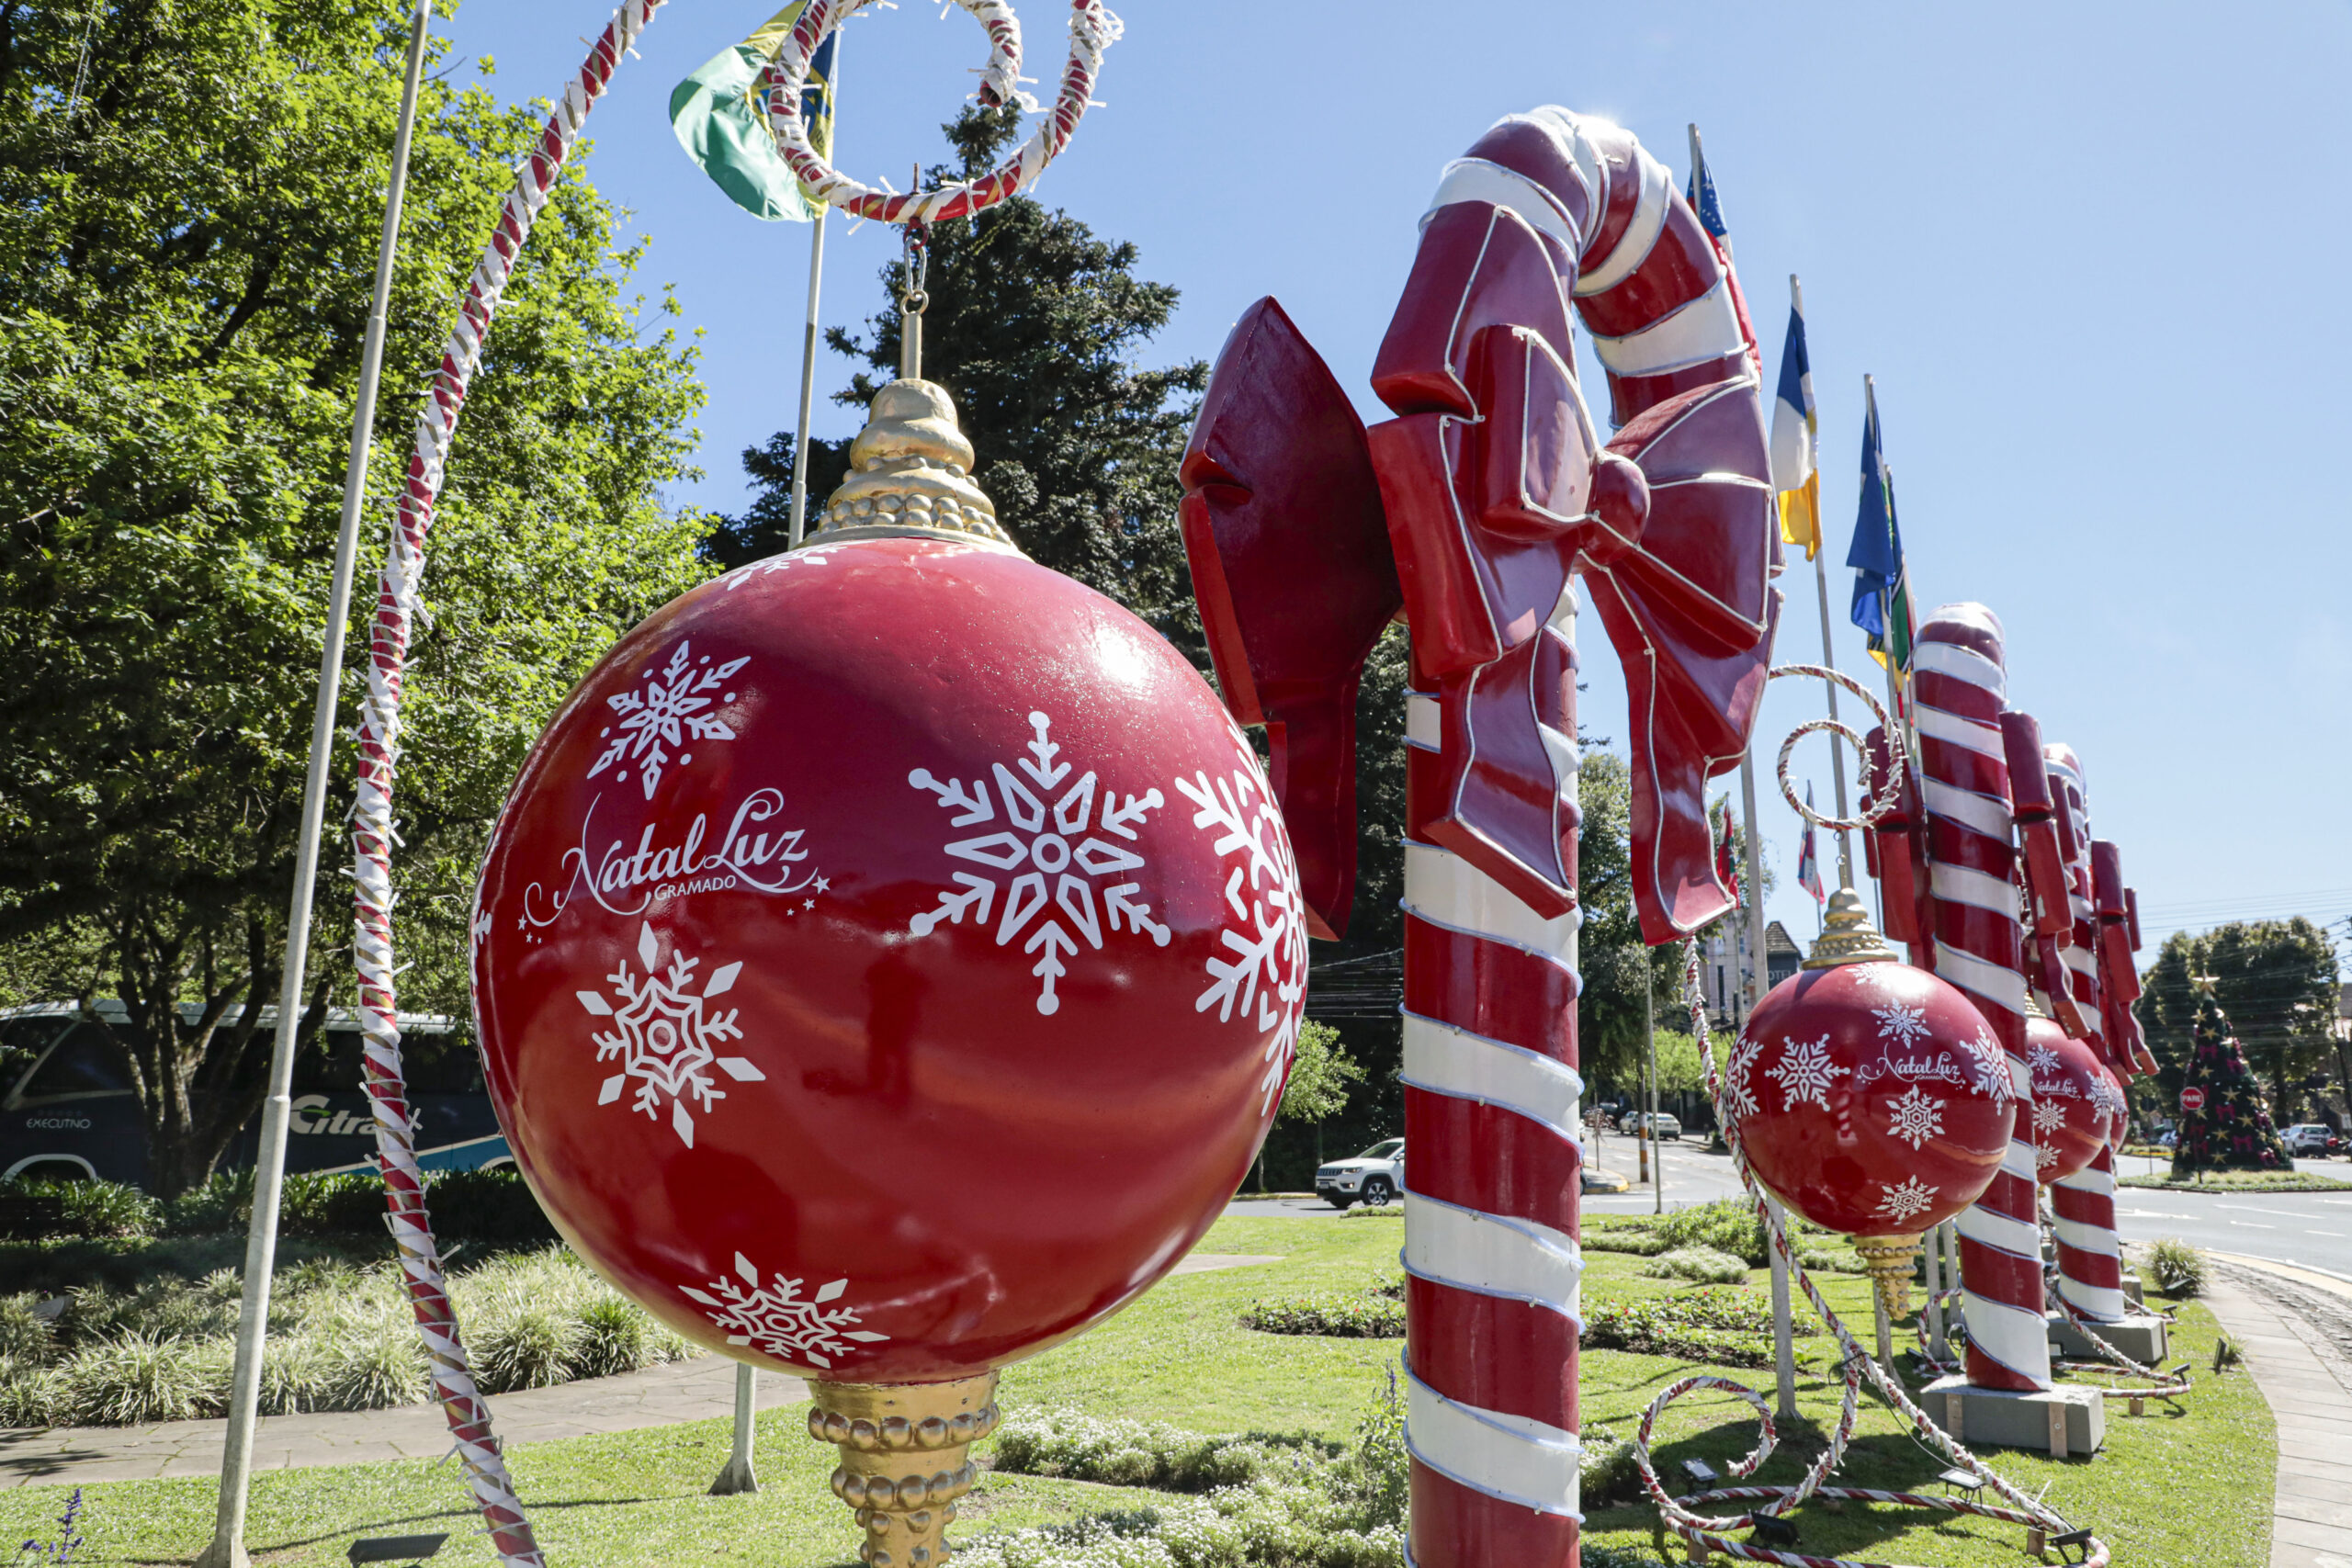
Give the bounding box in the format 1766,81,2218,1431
717,104,1207,663
2170,983,2295,1177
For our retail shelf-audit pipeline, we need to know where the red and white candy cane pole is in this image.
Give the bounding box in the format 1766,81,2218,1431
1399,651,1587,1567
1912,605,2051,1393
350,5,665,1562
2041,744,2129,1324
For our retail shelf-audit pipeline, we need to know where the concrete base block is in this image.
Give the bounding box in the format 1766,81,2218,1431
1924,1374,2105,1456
2049,1312,2167,1367
2122,1276,2144,1307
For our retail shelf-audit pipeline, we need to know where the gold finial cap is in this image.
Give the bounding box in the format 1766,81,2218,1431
809,379,1022,553
1802,887,1901,969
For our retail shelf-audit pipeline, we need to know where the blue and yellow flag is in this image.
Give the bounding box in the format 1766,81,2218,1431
1847,391,1914,671
1770,299,1819,558
670,4,838,222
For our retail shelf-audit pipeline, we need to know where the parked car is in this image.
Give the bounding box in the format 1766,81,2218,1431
1619,1111,1682,1141
1316,1139,1403,1209
2282,1124,2335,1156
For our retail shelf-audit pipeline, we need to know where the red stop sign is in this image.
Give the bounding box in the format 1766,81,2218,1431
2180,1086,2208,1112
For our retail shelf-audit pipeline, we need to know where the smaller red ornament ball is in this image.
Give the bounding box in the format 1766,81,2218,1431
2024,1017,2117,1182
1728,960,2015,1236
2101,1065,2132,1155
469,536,1309,1383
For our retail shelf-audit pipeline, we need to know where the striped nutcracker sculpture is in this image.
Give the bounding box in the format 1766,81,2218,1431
2041,744,2131,1325
1184,107,1777,1568
1911,606,2052,1394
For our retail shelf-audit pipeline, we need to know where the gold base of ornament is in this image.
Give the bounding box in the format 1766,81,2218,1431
1853,1234,1923,1320
807,1372,1001,1568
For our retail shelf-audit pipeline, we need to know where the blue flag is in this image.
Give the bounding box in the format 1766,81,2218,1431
1846,392,1912,669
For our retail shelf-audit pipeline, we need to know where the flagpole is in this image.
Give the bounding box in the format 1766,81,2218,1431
1792,276,1856,889
786,35,842,547
198,8,431,1566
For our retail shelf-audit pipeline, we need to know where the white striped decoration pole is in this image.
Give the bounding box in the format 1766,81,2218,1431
348,6,666,1562
2042,745,2129,1323
1912,605,2051,1393
1399,588,1585,1565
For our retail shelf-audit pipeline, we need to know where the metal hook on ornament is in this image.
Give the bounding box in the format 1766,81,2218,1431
1764,663,1907,834
899,214,931,379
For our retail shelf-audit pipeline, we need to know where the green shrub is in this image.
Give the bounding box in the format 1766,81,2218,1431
164,1170,252,1235
992,1409,1317,1492
1579,1227,1670,1258
257,1335,334,1416
1239,1292,1404,1338
1652,1199,1769,1266
320,1324,430,1410
2147,1237,2207,1297
56,1330,227,1425
0,1177,159,1239
1640,1247,1748,1285
472,1296,579,1393
0,1356,60,1427
1340,1204,1402,1219
425,1168,560,1247
966,1379,1409,1568
1577,1425,1641,1509
0,1293,54,1362
1581,1289,1803,1370
280,1173,388,1237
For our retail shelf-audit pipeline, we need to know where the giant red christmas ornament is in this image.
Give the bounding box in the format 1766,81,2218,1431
1727,894,2015,1237
469,384,1306,1390
2024,1012,2116,1183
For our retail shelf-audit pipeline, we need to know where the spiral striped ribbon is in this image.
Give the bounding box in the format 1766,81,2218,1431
768,0,1121,224
350,6,664,1562
2040,745,2128,1323
1911,605,2050,1394
1398,592,1586,1567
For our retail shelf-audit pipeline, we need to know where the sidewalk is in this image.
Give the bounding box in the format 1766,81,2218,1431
0,1251,1279,1490
2199,1258,2352,1568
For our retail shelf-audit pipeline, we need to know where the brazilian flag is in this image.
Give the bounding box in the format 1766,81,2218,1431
670,4,838,222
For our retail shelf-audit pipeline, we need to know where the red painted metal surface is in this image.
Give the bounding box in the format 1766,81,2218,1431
471,537,1305,1382
1913,604,2050,1393
1181,297,1401,939
1729,961,2012,1236
2025,1016,2113,1184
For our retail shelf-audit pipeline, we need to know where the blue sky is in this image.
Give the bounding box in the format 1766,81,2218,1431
439,0,2352,973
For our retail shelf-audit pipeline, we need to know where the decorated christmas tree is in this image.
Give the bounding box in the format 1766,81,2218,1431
2170,983,2295,1177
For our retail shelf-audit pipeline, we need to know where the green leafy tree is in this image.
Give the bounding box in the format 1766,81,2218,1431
1277,1020,1363,1124
0,2,710,1194
718,103,1206,661
2136,920,2337,1122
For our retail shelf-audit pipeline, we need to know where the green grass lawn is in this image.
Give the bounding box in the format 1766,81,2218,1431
0,1216,2274,1567
2117,1168,2352,1191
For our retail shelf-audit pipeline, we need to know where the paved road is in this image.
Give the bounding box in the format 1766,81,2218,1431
2106,1151,2352,1282
1237,1145,2352,1281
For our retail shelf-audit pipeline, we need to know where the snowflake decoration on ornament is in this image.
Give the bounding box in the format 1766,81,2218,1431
1720,1033,1765,1129
1886,1086,1947,1151
1766,1033,1850,1112
2034,1141,2060,1173
1962,1025,2013,1109
682,1252,888,1370
578,923,765,1147
2032,1099,2067,1136
908,711,1169,1016
718,541,843,592
1872,1000,1933,1048
2026,1042,2063,1077
1173,730,1309,1114
1873,1176,1939,1225
587,640,749,799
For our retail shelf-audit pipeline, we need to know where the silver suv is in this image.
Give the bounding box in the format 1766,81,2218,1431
1316,1139,1403,1209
